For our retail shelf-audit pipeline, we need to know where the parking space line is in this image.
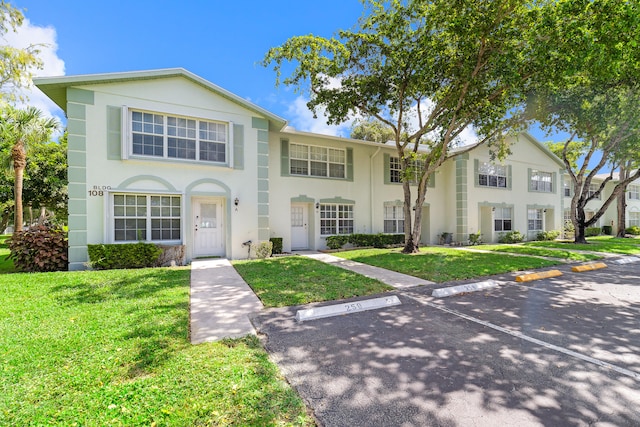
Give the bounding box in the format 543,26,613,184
406,293,640,381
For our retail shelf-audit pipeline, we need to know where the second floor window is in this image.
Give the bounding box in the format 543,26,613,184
530,170,552,192
131,110,227,163
629,185,640,200
389,156,425,185
587,183,601,200
564,179,572,197
479,162,507,188
290,143,346,179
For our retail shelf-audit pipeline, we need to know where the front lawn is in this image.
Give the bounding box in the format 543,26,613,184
335,247,560,282
0,268,311,426
473,244,603,261
0,234,15,273
527,236,640,255
233,256,392,307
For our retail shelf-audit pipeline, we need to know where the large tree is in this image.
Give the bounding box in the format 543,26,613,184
0,1,43,101
264,0,552,252
0,105,59,231
528,0,640,243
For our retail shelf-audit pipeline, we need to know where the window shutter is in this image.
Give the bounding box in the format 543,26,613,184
233,123,244,169
527,168,532,192
346,147,354,181
384,153,391,184
551,172,557,193
280,139,289,176
507,165,512,190
106,106,122,160
473,159,479,187
428,172,435,188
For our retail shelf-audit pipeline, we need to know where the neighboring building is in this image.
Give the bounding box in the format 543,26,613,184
35,69,577,270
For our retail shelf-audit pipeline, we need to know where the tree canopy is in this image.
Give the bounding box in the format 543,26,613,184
264,0,552,252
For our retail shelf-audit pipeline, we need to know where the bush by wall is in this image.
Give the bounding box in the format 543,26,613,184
626,226,640,235
585,227,601,237
87,242,162,270
251,241,273,259
601,225,612,235
468,231,482,245
325,233,404,250
269,237,283,255
536,230,560,241
326,235,350,250
9,225,68,272
497,230,525,244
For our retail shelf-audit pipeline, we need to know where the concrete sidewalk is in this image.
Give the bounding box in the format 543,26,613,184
300,252,435,288
190,258,263,344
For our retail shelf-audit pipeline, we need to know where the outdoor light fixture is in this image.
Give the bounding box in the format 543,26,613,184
315,202,320,209
543,209,547,213
492,207,496,212
234,197,239,207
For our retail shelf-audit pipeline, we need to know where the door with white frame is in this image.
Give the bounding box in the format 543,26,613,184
192,198,225,257
291,203,309,250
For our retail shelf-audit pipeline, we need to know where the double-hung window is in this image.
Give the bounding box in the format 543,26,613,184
629,212,640,227
384,205,404,233
629,185,640,200
527,208,543,231
530,170,552,192
563,179,572,197
320,204,353,235
587,183,601,199
290,143,346,178
494,207,512,232
388,156,430,185
478,162,508,188
113,194,181,243
130,110,228,164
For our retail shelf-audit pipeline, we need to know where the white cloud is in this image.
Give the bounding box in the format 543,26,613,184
3,18,66,125
286,96,355,137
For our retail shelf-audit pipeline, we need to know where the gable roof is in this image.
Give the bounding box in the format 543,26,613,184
34,68,288,131
516,132,566,169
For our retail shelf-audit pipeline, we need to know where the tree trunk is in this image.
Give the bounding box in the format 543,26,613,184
575,222,588,244
401,180,420,253
13,166,24,232
616,190,627,238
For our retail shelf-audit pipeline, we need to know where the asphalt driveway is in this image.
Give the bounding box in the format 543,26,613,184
250,261,640,426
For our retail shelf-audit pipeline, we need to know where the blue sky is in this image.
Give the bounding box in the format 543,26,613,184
15,0,560,143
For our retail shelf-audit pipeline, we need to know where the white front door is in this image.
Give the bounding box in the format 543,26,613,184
291,203,309,250
193,199,224,257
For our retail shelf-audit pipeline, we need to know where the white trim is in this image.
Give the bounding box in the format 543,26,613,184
121,105,129,160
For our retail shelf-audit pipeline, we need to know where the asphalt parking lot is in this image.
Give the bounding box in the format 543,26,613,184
250,260,640,427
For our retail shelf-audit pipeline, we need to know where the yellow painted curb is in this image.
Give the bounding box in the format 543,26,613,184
571,262,607,272
515,269,563,282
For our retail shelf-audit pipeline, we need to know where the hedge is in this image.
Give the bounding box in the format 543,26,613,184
87,242,162,270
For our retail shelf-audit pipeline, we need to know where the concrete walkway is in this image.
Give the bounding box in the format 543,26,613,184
190,258,263,344
299,251,435,288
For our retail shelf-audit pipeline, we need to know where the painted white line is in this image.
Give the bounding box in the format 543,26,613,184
432,280,501,298
613,256,640,265
407,293,640,381
296,295,401,322
512,283,563,295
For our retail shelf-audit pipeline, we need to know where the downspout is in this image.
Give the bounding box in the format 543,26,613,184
370,147,382,232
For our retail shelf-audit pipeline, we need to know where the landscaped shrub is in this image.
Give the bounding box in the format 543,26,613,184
497,230,524,244
626,226,640,235
348,233,404,248
269,237,283,254
536,230,561,241
252,241,273,259
9,225,68,272
585,227,601,237
468,231,482,245
87,242,162,270
602,225,612,235
326,235,349,249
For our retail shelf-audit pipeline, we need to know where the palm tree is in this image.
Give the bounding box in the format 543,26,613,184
0,105,59,231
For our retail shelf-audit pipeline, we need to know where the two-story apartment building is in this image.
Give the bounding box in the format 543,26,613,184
36,68,572,270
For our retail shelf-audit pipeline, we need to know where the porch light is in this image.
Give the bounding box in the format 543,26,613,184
315,202,320,209
234,197,239,207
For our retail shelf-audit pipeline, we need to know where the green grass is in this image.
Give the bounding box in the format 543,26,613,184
473,244,603,261
526,236,640,255
335,247,560,282
233,256,393,307
0,268,312,426
0,234,15,274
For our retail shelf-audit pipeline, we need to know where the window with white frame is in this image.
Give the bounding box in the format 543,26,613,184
629,185,640,200
587,183,601,199
290,143,346,178
494,207,512,231
384,205,404,233
629,212,640,227
130,110,227,163
528,208,543,231
563,179,572,197
564,209,572,225
478,162,507,188
113,194,181,242
389,156,426,185
320,204,353,235
530,170,552,192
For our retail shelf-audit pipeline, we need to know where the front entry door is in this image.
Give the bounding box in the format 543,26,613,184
291,203,309,250
193,199,224,257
